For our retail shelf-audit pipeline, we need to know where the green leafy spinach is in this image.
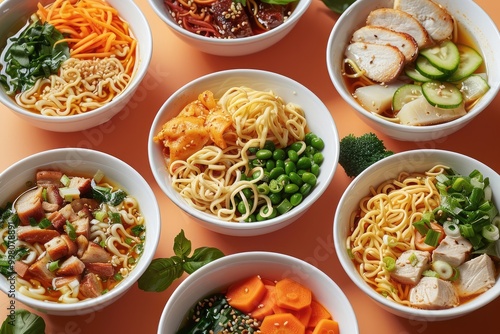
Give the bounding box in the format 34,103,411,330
138,230,224,292
0,309,45,334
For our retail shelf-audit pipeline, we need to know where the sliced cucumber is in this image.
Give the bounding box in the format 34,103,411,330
404,65,432,83
392,84,423,111
415,56,448,80
460,74,490,103
422,81,463,109
446,44,484,82
420,40,460,74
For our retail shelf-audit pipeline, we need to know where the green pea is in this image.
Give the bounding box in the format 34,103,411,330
265,160,275,172
273,149,286,161
252,170,262,180
241,187,253,200
310,163,320,177
256,149,273,160
296,156,312,170
244,214,257,222
289,172,303,186
269,166,285,180
275,159,285,169
305,132,317,145
302,172,317,186
300,183,312,196
237,200,252,214
269,192,282,205
304,145,317,157
313,152,324,165
284,161,296,174
284,183,299,194
311,137,325,150
248,147,259,155
256,206,277,221
287,150,299,162
290,193,303,206
289,142,304,152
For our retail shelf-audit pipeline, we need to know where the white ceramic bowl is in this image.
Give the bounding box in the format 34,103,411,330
326,0,500,142
148,69,339,236
0,148,161,316
158,251,359,333
148,0,311,56
0,0,152,132
334,149,500,321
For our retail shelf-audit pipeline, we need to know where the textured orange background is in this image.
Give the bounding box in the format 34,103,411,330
0,0,499,333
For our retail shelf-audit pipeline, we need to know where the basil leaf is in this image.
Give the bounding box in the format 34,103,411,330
173,229,191,258
137,257,184,292
321,0,356,13
0,309,46,334
261,0,298,5
183,247,225,274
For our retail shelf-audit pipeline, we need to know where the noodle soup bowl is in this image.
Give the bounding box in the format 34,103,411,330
0,148,161,316
158,251,359,333
326,0,500,142
0,0,153,132
148,0,311,56
148,69,339,236
334,149,500,321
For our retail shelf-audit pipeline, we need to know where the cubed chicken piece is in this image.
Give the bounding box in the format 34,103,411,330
14,187,45,226
28,255,56,287
455,254,496,297
351,25,418,63
36,170,63,188
366,8,433,48
57,256,85,276
394,0,454,42
409,277,459,309
80,273,103,298
85,262,115,277
391,250,431,285
17,226,60,244
44,236,69,260
432,236,472,267
80,242,111,263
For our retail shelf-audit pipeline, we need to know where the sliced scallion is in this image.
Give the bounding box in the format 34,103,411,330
443,221,461,238
482,224,500,242
383,256,396,272
424,228,441,247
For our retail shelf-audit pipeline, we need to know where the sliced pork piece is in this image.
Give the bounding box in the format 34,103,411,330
36,170,63,188
394,0,454,42
432,236,472,267
46,184,64,209
80,273,103,298
28,255,56,287
345,42,405,83
80,242,111,263
391,250,431,285
76,235,89,258
47,211,67,231
17,226,60,244
61,234,78,256
455,254,496,297
366,8,433,48
409,277,459,309
71,215,90,239
85,262,115,277
351,25,418,63
44,236,69,260
57,256,85,276
53,275,80,289
14,187,45,225
68,177,92,197
14,261,30,278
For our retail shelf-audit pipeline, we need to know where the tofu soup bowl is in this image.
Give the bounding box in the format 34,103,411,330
0,0,153,132
326,0,500,142
334,149,500,321
148,0,312,56
0,148,161,316
158,251,359,333
148,69,339,236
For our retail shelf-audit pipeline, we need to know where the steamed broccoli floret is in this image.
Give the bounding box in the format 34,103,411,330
339,133,394,178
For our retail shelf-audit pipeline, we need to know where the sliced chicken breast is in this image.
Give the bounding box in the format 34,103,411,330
366,8,433,48
351,25,418,63
409,277,459,309
394,0,454,42
345,42,405,83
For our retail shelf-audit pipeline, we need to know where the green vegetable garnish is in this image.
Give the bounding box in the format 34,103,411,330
321,0,356,13
0,20,69,94
138,230,224,292
0,309,46,334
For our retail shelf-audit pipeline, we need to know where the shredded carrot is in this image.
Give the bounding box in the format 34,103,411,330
36,0,136,73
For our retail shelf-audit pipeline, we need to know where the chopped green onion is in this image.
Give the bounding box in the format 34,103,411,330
383,235,397,248
47,260,59,272
108,211,122,224
114,273,123,282
459,223,475,238
383,256,396,272
424,228,441,247
38,218,51,229
93,211,107,222
413,220,430,236
422,269,439,278
431,260,453,280
482,224,499,242
276,198,293,215
93,170,105,183
443,221,461,238
59,187,80,201
60,174,71,187
65,221,77,241
435,173,450,184
41,188,47,201
408,252,418,266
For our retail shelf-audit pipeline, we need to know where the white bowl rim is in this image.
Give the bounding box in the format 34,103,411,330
148,68,339,233
147,0,312,45
158,251,359,332
0,147,161,313
334,148,500,319
326,0,500,134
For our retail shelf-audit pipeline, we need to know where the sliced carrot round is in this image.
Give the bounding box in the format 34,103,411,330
311,318,339,334
275,278,312,311
260,312,306,334
225,275,266,313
